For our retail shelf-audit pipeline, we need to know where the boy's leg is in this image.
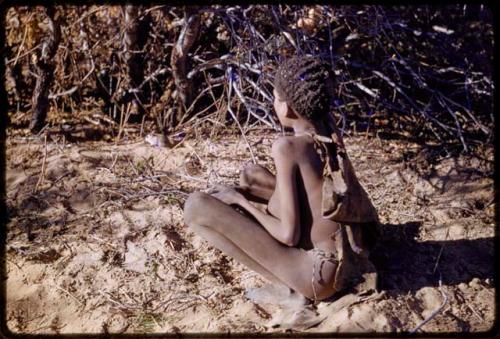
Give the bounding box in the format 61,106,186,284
239,164,276,201
188,221,285,285
183,192,338,300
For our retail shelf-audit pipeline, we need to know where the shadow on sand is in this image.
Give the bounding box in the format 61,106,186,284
370,222,494,293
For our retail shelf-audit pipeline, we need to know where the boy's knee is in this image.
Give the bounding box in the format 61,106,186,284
183,191,211,225
239,164,263,187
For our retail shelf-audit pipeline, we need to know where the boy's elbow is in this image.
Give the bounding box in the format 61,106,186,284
282,228,300,247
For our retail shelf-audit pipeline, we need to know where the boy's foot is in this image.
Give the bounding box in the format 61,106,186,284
267,305,327,330
244,283,310,308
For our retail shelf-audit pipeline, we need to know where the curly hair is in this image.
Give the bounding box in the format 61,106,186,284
273,55,334,121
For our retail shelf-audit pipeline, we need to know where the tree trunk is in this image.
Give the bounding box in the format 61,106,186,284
117,5,149,123
30,6,60,133
170,7,200,126
123,5,141,88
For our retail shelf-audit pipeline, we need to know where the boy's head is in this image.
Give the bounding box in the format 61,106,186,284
273,55,334,123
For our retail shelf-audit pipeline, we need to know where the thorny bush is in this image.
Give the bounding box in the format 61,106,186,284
3,5,494,153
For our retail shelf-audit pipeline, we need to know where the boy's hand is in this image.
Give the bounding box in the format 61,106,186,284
210,185,245,206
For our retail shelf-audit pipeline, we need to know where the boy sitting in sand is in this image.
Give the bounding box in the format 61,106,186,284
183,56,379,302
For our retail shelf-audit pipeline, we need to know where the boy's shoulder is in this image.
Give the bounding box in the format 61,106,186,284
271,135,310,158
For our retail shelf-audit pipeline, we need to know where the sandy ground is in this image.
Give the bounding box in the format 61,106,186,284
4,129,496,334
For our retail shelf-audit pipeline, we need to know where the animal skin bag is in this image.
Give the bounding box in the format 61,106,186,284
312,114,379,248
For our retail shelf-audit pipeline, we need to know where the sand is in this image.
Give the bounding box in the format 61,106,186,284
4,130,495,334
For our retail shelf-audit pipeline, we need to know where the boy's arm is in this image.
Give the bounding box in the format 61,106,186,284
234,139,300,247
237,198,298,246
